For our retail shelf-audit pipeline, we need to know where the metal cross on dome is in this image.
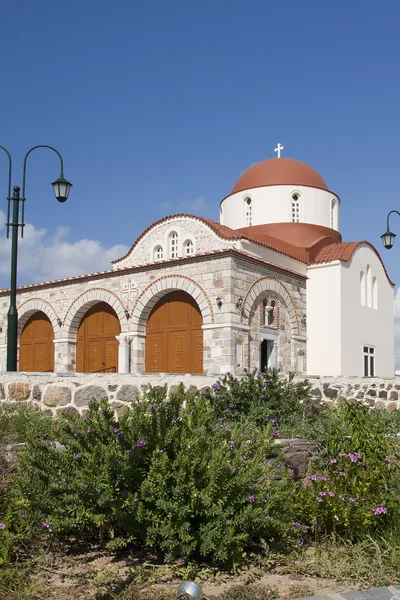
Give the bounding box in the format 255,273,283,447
274,143,284,158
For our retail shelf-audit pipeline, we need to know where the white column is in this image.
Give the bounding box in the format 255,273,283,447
116,334,130,374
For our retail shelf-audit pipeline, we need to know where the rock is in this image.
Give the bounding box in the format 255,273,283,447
0,383,5,400
390,391,398,401
108,384,118,392
56,406,78,415
44,386,71,407
356,391,364,399
310,387,321,397
116,384,140,402
387,402,398,412
367,389,377,397
8,383,30,401
110,401,130,417
32,385,42,402
168,385,180,395
188,385,198,394
74,385,107,407
323,384,339,399
379,390,388,399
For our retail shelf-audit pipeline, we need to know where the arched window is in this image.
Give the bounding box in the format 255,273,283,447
291,193,300,223
244,197,252,226
372,277,378,309
184,240,194,256
330,200,336,228
261,296,279,329
154,245,163,261
360,270,366,306
366,265,372,308
169,232,178,258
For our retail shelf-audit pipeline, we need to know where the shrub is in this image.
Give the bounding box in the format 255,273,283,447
300,401,400,540
201,369,322,439
11,385,299,566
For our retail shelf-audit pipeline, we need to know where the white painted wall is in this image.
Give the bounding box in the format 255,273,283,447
220,185,340,232
306,262,342,376
339,245,394,377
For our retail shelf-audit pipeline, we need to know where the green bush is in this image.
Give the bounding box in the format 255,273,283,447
11,385,299,566
201,369,319,436
300,401,400,540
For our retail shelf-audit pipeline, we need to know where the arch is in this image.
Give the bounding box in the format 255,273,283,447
19,311,55,372
183,238,194,256
18,298,61,338
132,275,213,329
241,277,301,335
76,302,121,373
154,245,164,261
64,288,128,335
145,291,203,374
291,192,300,223
360,270,366,306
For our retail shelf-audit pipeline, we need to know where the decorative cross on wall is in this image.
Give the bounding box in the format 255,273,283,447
274,143,284,158
121,279,138,302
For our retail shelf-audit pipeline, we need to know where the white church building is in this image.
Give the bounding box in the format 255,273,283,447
0,152,394,378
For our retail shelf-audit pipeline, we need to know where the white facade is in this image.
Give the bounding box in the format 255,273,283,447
220,185,340,231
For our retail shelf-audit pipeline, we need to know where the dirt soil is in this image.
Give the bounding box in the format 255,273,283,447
27,546,358,600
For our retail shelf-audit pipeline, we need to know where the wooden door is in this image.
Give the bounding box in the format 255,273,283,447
145,291,203,374
76,302,120,373
19,312,54,372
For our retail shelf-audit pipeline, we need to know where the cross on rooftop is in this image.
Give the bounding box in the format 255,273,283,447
274,143,284,158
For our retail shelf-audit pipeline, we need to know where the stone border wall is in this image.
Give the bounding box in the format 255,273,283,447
0,372,399,416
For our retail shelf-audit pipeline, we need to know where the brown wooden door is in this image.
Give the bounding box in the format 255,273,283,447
19,312,54,372
146,291,203,374
76,302,120,373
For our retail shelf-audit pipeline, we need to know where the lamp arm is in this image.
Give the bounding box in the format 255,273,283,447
386,210,400,231
0,145,12,200
22,145,65,199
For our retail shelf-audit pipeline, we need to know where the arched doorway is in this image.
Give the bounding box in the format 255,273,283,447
19,312,54,372
76,302,121,373
145,291,203,374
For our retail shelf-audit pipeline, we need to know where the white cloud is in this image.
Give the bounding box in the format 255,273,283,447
179,196,208,214
0,210,129,287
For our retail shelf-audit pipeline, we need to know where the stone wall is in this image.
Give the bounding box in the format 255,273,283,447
1,372,400,417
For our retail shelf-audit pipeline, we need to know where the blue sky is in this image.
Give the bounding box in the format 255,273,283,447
0,2,400,321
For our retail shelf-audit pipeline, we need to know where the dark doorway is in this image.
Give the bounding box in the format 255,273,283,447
261,339,275,372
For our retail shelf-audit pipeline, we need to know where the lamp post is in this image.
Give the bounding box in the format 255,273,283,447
381,210,400,250
0,145,72,372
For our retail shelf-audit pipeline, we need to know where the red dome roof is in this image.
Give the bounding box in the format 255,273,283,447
232,158,328,194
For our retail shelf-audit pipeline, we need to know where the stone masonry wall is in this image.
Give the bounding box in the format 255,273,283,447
1,372,400,417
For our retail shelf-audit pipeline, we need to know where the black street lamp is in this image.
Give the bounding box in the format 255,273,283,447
381,210,400,250
0,145,72,372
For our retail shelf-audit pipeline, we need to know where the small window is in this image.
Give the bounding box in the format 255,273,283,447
262,297,279,329
366,265,372,308
330,200,335,228
169,232,178,258
372,277,378,309
291,193,300,223
297,349,305,373
360,271,365,306
363,346,375,377
154,245,163,261
244,197,252,226
184,240,194,256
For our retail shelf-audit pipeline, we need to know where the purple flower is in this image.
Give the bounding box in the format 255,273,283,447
328,491,335,497
126,449,133,455
385,456,391,462
0,523,5,530
248,495,255,503
229,441,237,450
264,515,270,520
74,453,83,460
319,491,327,496
132,497,139,502
273,430,282,437
136,440,146,447
339,471,346,477
349,497,357,503
33,469,38,476
297,540,303,547
290,470,295,478
53,428,58,433
372,504,387,515
265,494,271,500
86,428,92,433
81,415,87,421
316,497,323,503
330,459,337,464
116,431,125,439
41,522,51,529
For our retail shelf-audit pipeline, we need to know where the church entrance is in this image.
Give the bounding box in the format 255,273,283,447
145,291,203,374
19,312,54,372
260,339,277,371
76,302,120,373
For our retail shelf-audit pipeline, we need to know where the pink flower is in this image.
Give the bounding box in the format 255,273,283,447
385,456,391,462
330,459,337,464
0,523,5,530
297,540,303,547
316,497,323,503
264,515,270,520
